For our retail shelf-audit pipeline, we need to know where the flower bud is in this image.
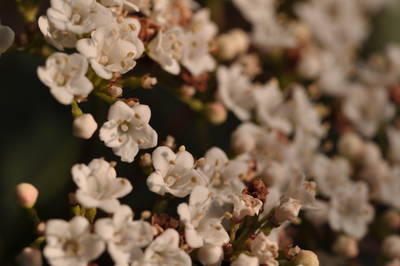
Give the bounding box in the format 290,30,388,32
338,132,364,161
73,113,98,139
332,235,358,258
273,197,301,225
293,250,319,266
16,247,42,266
382,210,400,230
205,102,227,125
217,29,250,60
108,85,123,98
141,74,157,89
198,244,223,265
383,235,400,259
140,153,152,167
232,254,259,266
16,183,38,208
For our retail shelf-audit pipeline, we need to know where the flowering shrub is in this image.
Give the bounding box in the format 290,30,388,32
3,0,400,265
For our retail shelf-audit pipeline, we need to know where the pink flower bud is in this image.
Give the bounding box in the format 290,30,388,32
16,183,39,208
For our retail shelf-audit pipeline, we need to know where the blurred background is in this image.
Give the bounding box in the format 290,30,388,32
1,0,400,265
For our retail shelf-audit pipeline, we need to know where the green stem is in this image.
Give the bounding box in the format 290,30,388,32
93,91,117,104
27,207,41,225
71,100,83,118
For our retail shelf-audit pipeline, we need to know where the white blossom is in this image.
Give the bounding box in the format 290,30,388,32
310,154,351,197
71,158,133,213
47,0,114,35
147,26,186,75
95,205,154,266
147,146,206,197
37,53,93,105
177,186,229,248
0,22,14,54
217,64,255,121
230,193,263,220
77,18,144,79
329,181,374,239
44,216,105,266
139,229,191,266
73,114,98,139
343,84,395,137
38,16,77,50
253,79,291,134
99,101,158,163
250,233,279,266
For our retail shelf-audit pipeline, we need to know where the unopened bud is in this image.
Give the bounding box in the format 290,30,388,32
140,153,152,167
273,197,301,225
16,247,42,266
232,253,259,266
141,74,157,89
162,135,176,150
205,102,227,125
141,210,152,219
72,113,98,139
36,222,46,235
108,85,123,98
332,235,358,258
217,29,250,60
293,250,319,266
338,132,364,161
383,235,400,259
16,183,38,208
198,244,223,265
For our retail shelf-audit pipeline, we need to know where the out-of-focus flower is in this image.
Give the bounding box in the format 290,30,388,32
72,158,133,212
293,250,319,266
0,22,14,54
17,247,42,266
217,64,255,121
100,101,157,163
38,16,77,50
197,244,223,266
147,146,206,197
217,29,250,61
44,216,105,266
329,181,374,239
37,53,93,105
383,235,400,259
332,235,359,258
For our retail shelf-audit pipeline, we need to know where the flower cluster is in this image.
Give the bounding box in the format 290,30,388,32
5,0,400,265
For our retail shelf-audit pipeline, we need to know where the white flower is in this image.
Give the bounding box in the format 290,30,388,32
0,22,14,54
95,205,154,266
181,30,215,76
217,64,255,121
198,147,247,202
37,53,93,105
230,193,263,220
250,233,279,266
44,216,105,266
231,122,261,154
99,0,148,11
291,86,324,137
234,0,296,50
71,158,133,213
285,172,317,209
232,253,259,266
310,154,351,197
343,84,395,137
99,101,158,163
147,26,186,75
177,186,229,248
253,79,291,134
47,0,114,35
38,16,77,50
147,146,206,197
304,199,329,226
77,18,144,79
273,197,301,224
378,166,400,210
73,114,98,139
140,229,191,266
329,181,374,239
217,29,250,61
